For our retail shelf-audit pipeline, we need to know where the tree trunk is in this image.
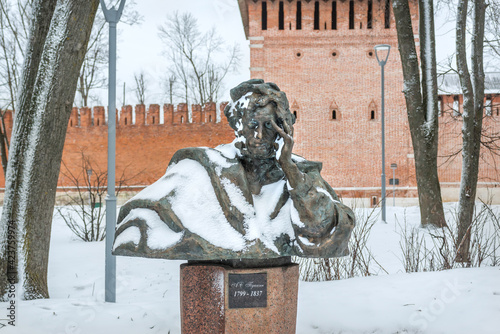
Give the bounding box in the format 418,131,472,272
392,0,446,227
456,0,486,262
0,0,99,300
0,118,8,177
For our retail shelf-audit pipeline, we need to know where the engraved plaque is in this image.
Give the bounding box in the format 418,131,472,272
228,273,267,309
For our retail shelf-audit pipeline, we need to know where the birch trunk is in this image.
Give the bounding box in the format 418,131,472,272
392,0,446,227
0,0,99,300
456,0,486,262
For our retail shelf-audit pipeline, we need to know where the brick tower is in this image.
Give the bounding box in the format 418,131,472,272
238,0,419,200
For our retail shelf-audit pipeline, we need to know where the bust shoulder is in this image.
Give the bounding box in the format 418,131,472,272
292,154,323,174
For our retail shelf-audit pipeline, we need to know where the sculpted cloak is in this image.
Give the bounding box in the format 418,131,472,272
112,140,355,260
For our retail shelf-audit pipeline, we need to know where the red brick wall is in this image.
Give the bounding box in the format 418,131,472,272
438,95,500,189
246,0,419,199
0,104,234,189
243,0,500,199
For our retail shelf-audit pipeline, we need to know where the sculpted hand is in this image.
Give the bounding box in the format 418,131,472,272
270,119,293,165
270,118,305,189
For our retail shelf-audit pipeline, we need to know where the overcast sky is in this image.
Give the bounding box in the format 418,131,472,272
102,0,457,107
105,0,249,107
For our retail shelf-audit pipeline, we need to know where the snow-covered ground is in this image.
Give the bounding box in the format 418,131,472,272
1,204,499,334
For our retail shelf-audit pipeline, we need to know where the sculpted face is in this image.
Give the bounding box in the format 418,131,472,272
241,103,278,159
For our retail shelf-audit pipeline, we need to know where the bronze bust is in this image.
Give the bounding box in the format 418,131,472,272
113,79,355,260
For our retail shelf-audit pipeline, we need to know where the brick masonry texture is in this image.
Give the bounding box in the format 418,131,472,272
243,0,500,199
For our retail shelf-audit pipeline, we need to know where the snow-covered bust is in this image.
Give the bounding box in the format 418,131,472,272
112,79,355,260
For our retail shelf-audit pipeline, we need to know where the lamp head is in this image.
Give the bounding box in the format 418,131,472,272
374,44,391,66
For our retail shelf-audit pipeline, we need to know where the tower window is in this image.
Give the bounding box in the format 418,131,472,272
125,118,128,125
181,116,185,123
152,116,156,124
385,0,391,29
485,96,492,116
209,115,213,122
314,1,320,30
279,1,284,30
262,2,267,30
370,110,375,120
296,1,302,30
97,119,100,126
331,1,337,30
367,0,373,29
70,119,73,127
453,96,460,116
332,109,337,120
293,110,297,120
349,0,355,30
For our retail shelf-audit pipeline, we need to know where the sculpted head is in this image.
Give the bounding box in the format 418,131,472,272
224,79,295,159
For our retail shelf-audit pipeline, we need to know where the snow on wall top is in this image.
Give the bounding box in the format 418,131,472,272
438,72,500,95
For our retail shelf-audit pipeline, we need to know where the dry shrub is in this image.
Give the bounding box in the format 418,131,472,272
297,202,387,282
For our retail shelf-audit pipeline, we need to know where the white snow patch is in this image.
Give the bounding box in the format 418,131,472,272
206,149,234,176
221,178,253,217
129,174,175,202
215,140,241,159
291,154,305,163
167,159,246,251
226,91,252,127
206,149,233,169
298,236,315,246
244,181,295,252
117,208,184,250
290,202,305,227
275,137,284,160
113,226,141,250
229,92,252,116
316,187,340,203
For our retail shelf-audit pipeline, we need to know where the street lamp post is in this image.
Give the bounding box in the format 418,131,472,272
374,44,390,223
390,163,397,206
100,0,126,303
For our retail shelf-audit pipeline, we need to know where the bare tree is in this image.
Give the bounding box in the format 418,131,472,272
0,0,31,177
0,0,100,300
76,18,107,107
158,11,241,106
163,71,177,105
76,0,141,107
483,0,500,71
392,0,447,227
134,70,147,105
455,0,487,262
56,152,132,242
0,0,30,111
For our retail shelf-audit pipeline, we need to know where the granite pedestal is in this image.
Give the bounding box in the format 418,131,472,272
180,261,299,334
